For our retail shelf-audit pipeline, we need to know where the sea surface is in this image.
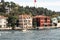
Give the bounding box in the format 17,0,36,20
0,29,60,40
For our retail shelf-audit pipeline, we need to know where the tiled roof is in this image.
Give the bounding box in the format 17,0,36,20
33,15,50,18
19,14,31,18
0,16,7,19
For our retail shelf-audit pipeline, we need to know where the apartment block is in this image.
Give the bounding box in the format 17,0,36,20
0,16,8,28
33,15,51,27
19,14,32,29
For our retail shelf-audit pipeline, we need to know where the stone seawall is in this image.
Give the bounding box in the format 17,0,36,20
0,27,12,31
0,26,59,31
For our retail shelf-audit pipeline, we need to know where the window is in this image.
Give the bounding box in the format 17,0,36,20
19,16,22,19
28,23,31,25
0,25,2,28
19,20,22,22
28,17,31,19
45,18,47,20
28,20,31,22
4,25,6,27
45,18,47,22
0,21,2,23
47,18,50,20
24,23,27,25
24,20,27,22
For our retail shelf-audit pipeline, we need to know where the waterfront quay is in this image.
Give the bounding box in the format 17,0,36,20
0,26,59,31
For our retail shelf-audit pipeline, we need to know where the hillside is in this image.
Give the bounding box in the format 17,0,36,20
0,1,59,17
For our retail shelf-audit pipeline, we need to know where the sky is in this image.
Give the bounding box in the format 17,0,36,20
0,0,60,12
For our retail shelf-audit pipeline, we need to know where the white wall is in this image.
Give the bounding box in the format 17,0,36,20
0,19,7,28
52,18,58,23
57,23,60,27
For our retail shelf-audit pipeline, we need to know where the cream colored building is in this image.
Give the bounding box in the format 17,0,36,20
0,16,8,28
19,14,32,29
51,17,58,26
52,17,58,24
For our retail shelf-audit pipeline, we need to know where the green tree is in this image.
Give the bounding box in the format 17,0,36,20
7,15,18,30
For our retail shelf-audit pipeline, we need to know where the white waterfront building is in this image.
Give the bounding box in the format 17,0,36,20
51,17,58,26
52,17,58,23
0,16,8,28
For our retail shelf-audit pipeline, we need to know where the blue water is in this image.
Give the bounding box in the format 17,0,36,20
0,29,60,40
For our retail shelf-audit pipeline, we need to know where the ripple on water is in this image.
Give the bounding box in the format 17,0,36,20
0,29,60,40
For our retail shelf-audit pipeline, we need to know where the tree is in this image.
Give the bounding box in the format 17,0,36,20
7,15,18,30
0,0,6,13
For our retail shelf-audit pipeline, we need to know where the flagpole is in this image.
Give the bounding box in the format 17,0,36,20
34,0,36,7
34,0,37,15
34,1,35,7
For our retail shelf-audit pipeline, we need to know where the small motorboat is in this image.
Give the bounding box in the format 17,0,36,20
22,29,27,32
